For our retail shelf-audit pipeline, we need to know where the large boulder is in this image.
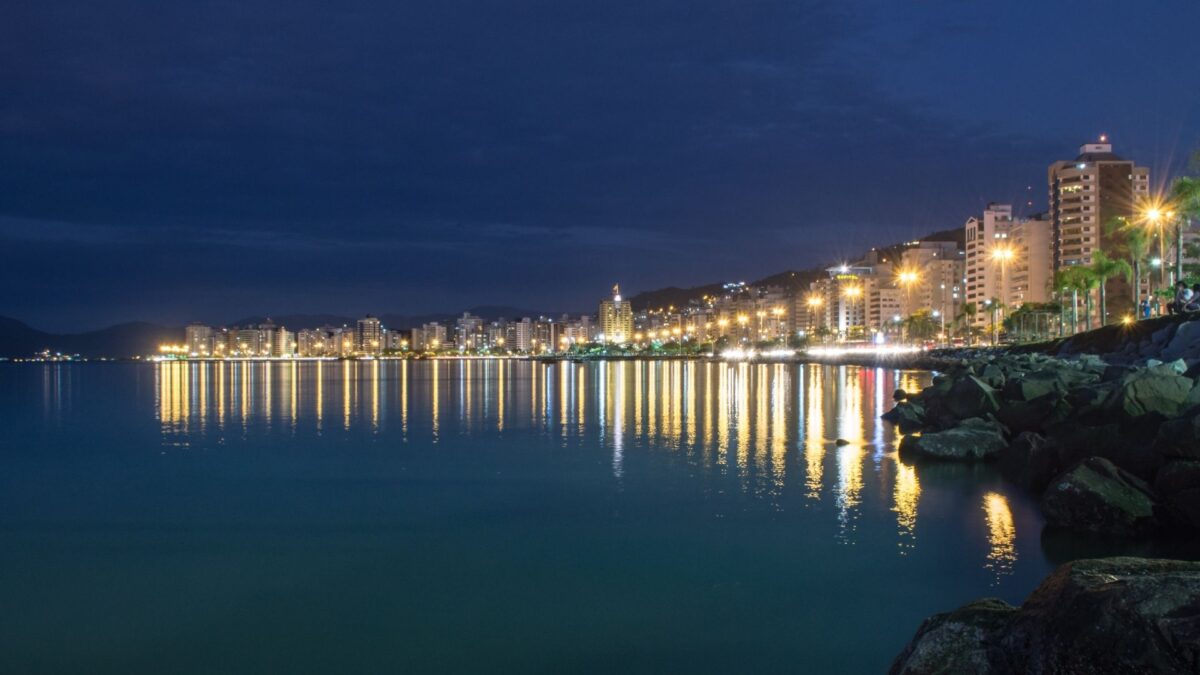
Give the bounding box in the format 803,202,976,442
1105,366,1195,420
946,375,1001,420
899,418,1008,461
888,599,1014,675
996,393,1070,434
1041,457,1161,536
892,558,1200,675
1001,558,1200,673
1000,432,1061,491
1002,369,1067,402
1154,412,1200,460
1154,460,1200,530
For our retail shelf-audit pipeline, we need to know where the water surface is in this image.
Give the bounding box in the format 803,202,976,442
0,360,1052,673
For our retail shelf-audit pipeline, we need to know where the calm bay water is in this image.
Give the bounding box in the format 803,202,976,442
0,360,1053,673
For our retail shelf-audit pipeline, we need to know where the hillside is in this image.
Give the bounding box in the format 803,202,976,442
628,226,964,311
0,317,180,358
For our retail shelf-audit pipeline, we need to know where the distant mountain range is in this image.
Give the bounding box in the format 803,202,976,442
1,227,964,358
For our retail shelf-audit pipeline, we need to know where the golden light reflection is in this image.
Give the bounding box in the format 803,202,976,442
431,360,440,442
342,360,351,430
983,492,1017,582
893,461,920,552
835,441,863,540
146,361,948,558
770,365,787,490
371,358,380,431
804,366,825,499
494,359,502,433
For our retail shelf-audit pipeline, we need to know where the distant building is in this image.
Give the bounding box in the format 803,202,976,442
185,323,214,357
235,328,265,356
899,241,964,325
454,313,483,350
599,284,633,343
413,322,446,351
271,328,294,357
1008,213,1054,305
356,315,382,355
507,317,533,351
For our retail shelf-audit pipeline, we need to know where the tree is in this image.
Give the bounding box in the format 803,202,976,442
1088,250,1132,325
960,302,977,345
1054,268,1086,334
1169,152,1200,284
903,309,937,342
1107,216,1149,314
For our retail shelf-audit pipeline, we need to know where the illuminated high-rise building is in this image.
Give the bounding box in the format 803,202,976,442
599,284,633,344
185,323,214,356
357,315,382,355
1048,137,1149,270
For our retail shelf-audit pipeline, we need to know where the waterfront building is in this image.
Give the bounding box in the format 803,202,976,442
964,203,1014,325
1048,137,1150,270
599,284,633,344
1008,213,1054,305
507,317,533,351
413,322,446,351
185,323,214,357
271,328,294,357
898,241,964,325
235,328,265,356
356,315,382,355
453,313,483,351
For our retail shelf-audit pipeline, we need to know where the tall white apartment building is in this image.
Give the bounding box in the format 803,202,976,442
964,203,1014,324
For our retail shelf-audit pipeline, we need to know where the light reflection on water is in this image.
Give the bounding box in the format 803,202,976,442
151,359,1011,562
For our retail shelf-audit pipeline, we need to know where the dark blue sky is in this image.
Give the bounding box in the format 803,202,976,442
3,0,1199,330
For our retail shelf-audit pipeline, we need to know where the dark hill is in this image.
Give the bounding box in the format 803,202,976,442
0,317,179,358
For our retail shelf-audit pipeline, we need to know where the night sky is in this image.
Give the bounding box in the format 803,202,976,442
4,1,1200,331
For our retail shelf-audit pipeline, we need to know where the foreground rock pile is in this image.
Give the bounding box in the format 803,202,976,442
890,557,1200,674
883,352,1200,536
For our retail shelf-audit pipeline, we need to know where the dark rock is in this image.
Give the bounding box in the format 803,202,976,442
1000,432,1061,491
888,598,1014,675
979,363,1006,389
834,438,851,446
893,388,908,401
899,418,1007,461
1041,457,1161,536
1154,413,1200,460
1001,558,1200,674
1002,369,1066,402
892,557,1200,675
996,393,1069,434
881,401,928,434
1155,460,1200,530
1105,366,1194,420
946,375,1001,419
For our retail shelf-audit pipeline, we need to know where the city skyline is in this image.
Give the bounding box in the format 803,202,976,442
3,2,1199,331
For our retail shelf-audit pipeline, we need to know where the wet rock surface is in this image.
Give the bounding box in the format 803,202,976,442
891,557,1200,675
1041,458,1161,537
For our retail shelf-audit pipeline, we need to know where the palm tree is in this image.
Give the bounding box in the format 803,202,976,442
903,310,937,342
1089,251,1132,325
1054,268,1085,334
1173,175,1200,283
1124,224,1150,314
961,302,977,345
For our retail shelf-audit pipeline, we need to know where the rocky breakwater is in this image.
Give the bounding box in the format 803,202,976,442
883,351,1200,536
890,557,1200,674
